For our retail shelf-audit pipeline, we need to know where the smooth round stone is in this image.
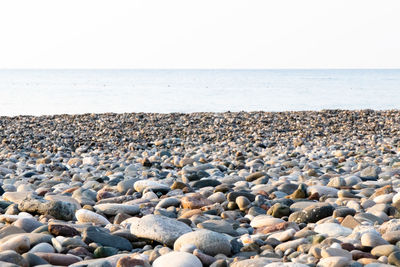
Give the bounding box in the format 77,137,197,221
308,186,338,197
345,176,362,187
155,198,181,209
321,248,352,260
29,243,55,253
13,218,43,232
75,209,109,225
153,251,202,267
288,203,334,224
130,214,192,246
174,229,231,256
314,223,352,237
1,233,52,247
94,247,118,258
268,228,296,242
374,194,393,204
361,232,389,247
371,245,399,257
133,180,169,193
250,215,284,228
34,252,82,266
0,235,30,253
275,238,307,251
207,192,226,204
93,204,139,216
317,256,351,267
392,192,400,204
197,219,238,236
117,179,139,194
236,196,251,210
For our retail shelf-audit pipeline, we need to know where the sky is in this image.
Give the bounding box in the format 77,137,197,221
0,0,399,69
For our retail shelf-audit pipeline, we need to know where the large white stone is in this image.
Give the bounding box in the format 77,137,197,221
75,209,109,225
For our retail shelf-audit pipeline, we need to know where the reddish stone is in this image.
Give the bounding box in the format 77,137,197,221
181,194,213,209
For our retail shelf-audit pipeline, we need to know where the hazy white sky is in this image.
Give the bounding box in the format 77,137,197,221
0,0,399,69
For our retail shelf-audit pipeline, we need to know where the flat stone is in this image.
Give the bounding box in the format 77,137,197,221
250,215,285,228
0,235,30,253
197,219,238,236
341,215,361,229
34,252,82,266
83,226,132,251
1,233,52,247
93,204,140,216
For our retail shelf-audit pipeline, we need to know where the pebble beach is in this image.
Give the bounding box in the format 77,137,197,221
1,110,400,267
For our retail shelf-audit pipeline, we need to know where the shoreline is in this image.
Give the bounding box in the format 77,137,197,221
0,110,399,266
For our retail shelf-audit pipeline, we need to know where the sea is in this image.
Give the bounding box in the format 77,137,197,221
0,69,399,116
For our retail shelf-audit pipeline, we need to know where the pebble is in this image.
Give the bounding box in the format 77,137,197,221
174,229,231,256
75,209,110,225
314,223,352,237
0,111,399,266
130,214,192,246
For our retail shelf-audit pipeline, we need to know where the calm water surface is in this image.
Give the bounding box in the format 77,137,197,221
0,69,399,116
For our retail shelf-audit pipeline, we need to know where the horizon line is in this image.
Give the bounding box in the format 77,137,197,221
1,68,400,71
